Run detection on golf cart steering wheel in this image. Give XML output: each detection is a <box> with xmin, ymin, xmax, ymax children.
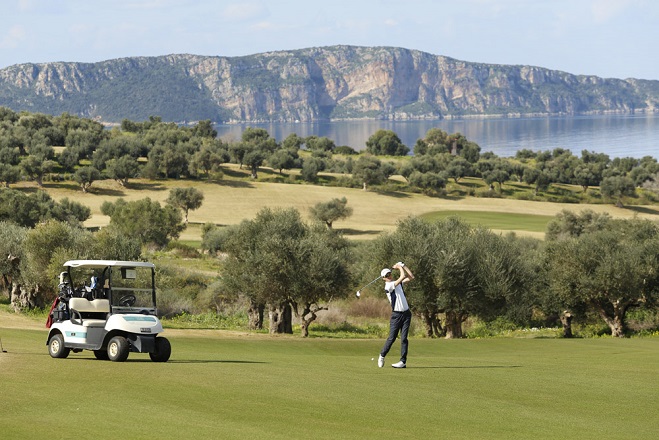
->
<box><xmin>118</xmin><ymin>294</ymin><xmax>136</xmax><ymax>307</ymax></box>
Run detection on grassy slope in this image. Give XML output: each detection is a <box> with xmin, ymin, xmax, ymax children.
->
<box><xmin>26</xmin><ymin>164</ymin><xmax>659</xmax><ymax>241</ymax></box>
<box><xmin>1</xmin><ymin>316</ymin><xmax>658</xmax><ymax>440</ymax></box>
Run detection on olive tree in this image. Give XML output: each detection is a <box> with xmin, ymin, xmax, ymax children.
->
<box><xmin>370</xmin><ymin>217</ymin><xmax>535</xmax><ymax>338</ymax></box>
<box><xmin>0</xmin><ymin>222</ymin><xmax>27</xmax><ymax>301</ymax></box>
<box><xmin>73</xmin><ymin>166</ymin><xmax>101</xmax><ymax>193</ymax></box>
<box><xmin>166</xmin><ymin>187</ymin><xmax>204</xmax><ymax>224</ymax></box>
<box><xmin>352</xmin><ymin>155</ymin><xmax>395</xmax><ymax>190</ymax></box>
<box><xmin>220</xmin><ymin>207</ymin><xmax>352</xmax><ymax>336</ymax></box>
<box><xmin>368</xmin><ymin>216</ymin><xmax>445</xmax><ymax>337</ymax></box>
<box><xmin>105</xmin><ymin>155</ymin><xmax>140</xmax><ymax>186</ymax></box>
<box><xmin>545</xmin><ymin>219</ymin><xmax>659</xmax><ymax>337</ymax></box>
<box><xmin>101</xmin><ymin>198</ymin><xmax>184</xmax><ymax>247</ymax></box>
<box><xmin>600</xmin><ymin>175</ymin><xmax>636</xmax><ymax>207</ymax></box>
<box><xmin>309</xmin><ymin>197</ymin><xmax>353</xmax><ymax>229</ymax></box>
<box><xmin>366</xmin><ymin>129</ymin><xmax>409</xmax><ymax>156</ymax></box>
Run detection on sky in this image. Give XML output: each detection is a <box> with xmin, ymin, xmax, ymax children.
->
<box><xmin>1</xmin><ymin>0</ymin><xmax>658</xmax><ymax>80</ymax></box>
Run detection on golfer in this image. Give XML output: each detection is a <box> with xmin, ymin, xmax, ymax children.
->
<box><xmin>378</xmin><ymin>262</ymin><xmax>414</xmax><ymax>369</ymax></box>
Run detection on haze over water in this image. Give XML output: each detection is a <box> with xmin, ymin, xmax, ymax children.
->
<box><xmin>215</xmin><ymin>113</ymin><xmax>659</xmax><ymax>159</ymax></box>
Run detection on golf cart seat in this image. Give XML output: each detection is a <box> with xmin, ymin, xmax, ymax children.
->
<box><xmin>68</xmin><ymin>298</ymin><xmax>110</xmax><ymax>327</ymax></box>
<box><xmin>69</xmin><ymin>298</ymin><xmax>110</xmax><ymax>314</ymax></box>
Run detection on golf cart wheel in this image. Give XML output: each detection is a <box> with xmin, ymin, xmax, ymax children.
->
<box><xmin>48</xmin><ymin>333</ymin><xmax>70</xmax><ymax>359</ymax></box>
<box><xmin>93</xmin><ymin>349</ymin><xmax>109</xmax><ymax>361</ymax></box>
<box><xmin>107</xmin><ymin>336</ymin><xmax>130</xmax><ymax>362</ymax></box>
<box><xmin>149</xmin><ymin>337</ymin><xmax>171</xmax><ymax>363</ymax></box>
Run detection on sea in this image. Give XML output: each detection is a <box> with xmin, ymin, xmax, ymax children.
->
<box><xmin>214</xmin><ymin>113</ymin><xmax>659</xmax><ymax>159</ymax></box>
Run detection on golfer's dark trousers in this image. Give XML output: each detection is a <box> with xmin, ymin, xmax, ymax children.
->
<box><xmin>380</xmin><ymin>309</ymin><xmax>412</xmax><ymax>363</ymax></box>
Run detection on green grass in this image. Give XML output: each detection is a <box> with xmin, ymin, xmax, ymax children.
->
<box><xmin>421</xmin><ymin>210</ymin><xmax>555</xmax><ymax>233</ymax></box>
<box><xmin>2</xmin><ymin>326</ymin><xmax>659</xmax><ymax>439</ymax></box>
<box><xmin>27</xmin><ymin>164</ymin><xmax>659</xmax><ymax>242</ymax></box>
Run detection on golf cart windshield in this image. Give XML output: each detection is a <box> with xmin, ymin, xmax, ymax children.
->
<box><xmin>63</xmin><ymin>260</ymin><xmax>157</xmax><ymax>315</ymax></box>
<box><xmin>109</xmin><ymin>265</ymin><xmax>156</xmax><ymax>314</ymax></box>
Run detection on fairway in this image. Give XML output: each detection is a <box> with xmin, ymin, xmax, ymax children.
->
<box><xmin>421</xmin><ymin>210</ymin><xmax>555</xmax><ymax>233</ymax></box>
<box><xmin>1</xmin><ymin>319</ymin><xmax>658</xmax><ymax>439</ymax></box>
<box><xmin>29</xmin><ymin>170</ymin><xmax>659</xmax><ymax>241</ymax></box>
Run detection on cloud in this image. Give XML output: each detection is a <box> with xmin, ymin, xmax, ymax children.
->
<box><xmin>17</xmin><ymin>0</ymin><xmax>35</xmax><ymax>11</ymax></box>
<box><xmin>590</xmin><ymin>0</ymin><xmax>636</xmax><ymax>23</ymax></box>
<box><xmin>0</xmin><ymin>25</ymin><xmax>26</xmax><ymax>49</ymax></box>
<box><xmin>384</xmin><ymin>18</ymin><xmax>398</xmax><ymax>27</ymax></box>
<box><xmin>222</xmin><ymin>2</ymin><xmax>269</xmax><ymax>22</ymax></box>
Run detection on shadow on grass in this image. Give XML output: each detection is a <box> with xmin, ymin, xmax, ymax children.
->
<box><xmin>337</xmin><ymin>228</ymin><xmax>382</xmax><ymax>237</ymax></box>
<box><xmin>128</xmin><ymin>181</ymin><xmax>168</xmax><ymax>191</ymax></box>
<box><xmin>207</xmin><ymin>179</ymin><xmax>255</xmax><ymax>188</ymax></box>
<box><xmin>43</xmin><ymin>182</ymin><xmax>80</xmax><ymax>192</ymax></box>
<box><xmin>626</xmin><ymin>205</ymin><xmax>659</xmax><ymax>216</ymax></box>
<box><xmin>372</xmin><ymin>189</ymin><xmax>412</xmax><ymax>199</ymax></box>
<box><xmin>409</xmin><ymin>365</ymin><xmax>522</xmax><ymax>369</ymax></box>
<box><xmin>167</xmin><ymin>359</ymin><xmax>267</xmax><ymax>364</ymax></box>
<box><xmin>89</xmin><ymin>187</ymin><xmax>126</xmax><ymax>197</ymax></box>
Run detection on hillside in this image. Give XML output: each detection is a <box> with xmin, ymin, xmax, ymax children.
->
<box><xmin>1</xmin><ymin>46</ymin><xmax>658</xmax><ymax>123</ymax></box>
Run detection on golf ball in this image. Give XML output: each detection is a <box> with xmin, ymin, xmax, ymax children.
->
<box><xmin>371</xmin><ymin>357</ymin><xmax>374</xmax><ymax>361</ymax></box>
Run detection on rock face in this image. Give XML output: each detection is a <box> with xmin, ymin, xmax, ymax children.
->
<box><xmin>0</xmin><ymin>46</ymin><xmax>657</xmax><ymax>123</ymax></box>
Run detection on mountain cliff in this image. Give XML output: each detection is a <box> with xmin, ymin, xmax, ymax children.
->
<box><xmin>0</xmin><ymin>45</ymin><xmax>657</xmax><ymax>123</ymax></box>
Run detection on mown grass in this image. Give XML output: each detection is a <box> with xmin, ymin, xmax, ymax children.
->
<box><xmin>420</xmin><ymin>210</ymin><xmax>555</xmax><ymax>233</ymax></box>
<box><xmin>26</xmin><ymin>163</ymin><xmax>658</xmax><ymax>242</ymax></box>
<box><xmin>1</xmin><ymin>326</ymin><xmax>658</xmax><ymax>440</ymax></box>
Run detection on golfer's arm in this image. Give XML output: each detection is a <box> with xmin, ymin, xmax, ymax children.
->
<box><xmin>394</xmin><ymin>270</ymin><xmax>407</xmax><ymax>286</ymax></box>
<box><xmin>402</xmin><ymin>266</ymin><xmax>414</xmax><ymax>281</ymax></box>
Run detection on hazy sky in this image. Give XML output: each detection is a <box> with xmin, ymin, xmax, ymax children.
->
<box><xmin>1</xmin><ymin>0</ymin><xmax>658</xmax><ymax>80</ymax></box>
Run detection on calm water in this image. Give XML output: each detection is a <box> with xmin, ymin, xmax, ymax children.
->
<box><xmin>215</xmin><ymin>113</ymin><xmax>659</xmax><ymax>159</ymax></box>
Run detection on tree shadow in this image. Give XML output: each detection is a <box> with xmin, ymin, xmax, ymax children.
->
<box><xmin>206</xmin><ymin>179</ymin><xmax>255</xmax><ymax>188</ymax></box>
<box><xmin>221</xmin><ymin>167</ymin><xmax>250</xmax><ymax>179</ymax></box>
<box><xmin>90</xmin><ymin>187</ymin><xmax>126</xmax><ymax>197</ymax></box>
<box><xmin>372</xmin><ymin>189</ymin><xmax>412</xmax><ymax>199</ymax></box>
<box><xmin>337</xmin><ymin>228</ymin><xmax>382</xmax><ymax>237</ymax></box>
<box><xmin>128</xmin><ymin>181</ymin><xmax>168</xmax><ymax>191</ymax></box>
<box><xmin>455</xmin><ymin>181</ymin><xmax>480</xmax><ymax>188</ymax></box>
<box><xmin>43</xmin><ymin>182</ymin><xmax>80</xmax><ymax>192</ymax></box>
<box><xmin>409</xmin><ymin>365</ymin><xmax>522</xmax><ymax>369</ymax></box>
<box><xmin>626</xmin><ymin>205</ymin><xmax>659</xmax><ymax>216</ymax></box>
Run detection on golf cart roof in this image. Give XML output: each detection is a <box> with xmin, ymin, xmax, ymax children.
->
<box><xmin>63</xmin><ymin>260</ymin><xmax>155</xmax><ymax>269</ymax></box>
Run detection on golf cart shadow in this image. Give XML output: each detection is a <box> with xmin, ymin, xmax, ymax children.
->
<box><xmin>63</xmin><ymin>357</ymin><xmax>267</xmax><ymax>364</ymax></box>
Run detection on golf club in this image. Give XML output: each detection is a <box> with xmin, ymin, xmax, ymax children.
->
<box><xmin>0</xmin><ymin>338</ymin><xmax>6</xmax><ymax>353</ymax></box>
<box><xmin>355</xmin><ymin>274</ymin><xmax>385</xmax><ymax>298</ymax></box>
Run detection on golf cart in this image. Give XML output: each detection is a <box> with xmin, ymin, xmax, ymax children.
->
<box><xmin>46</xmin><ymin>260</ymin><xmax>171</xmax><ymax>362</ymax></box>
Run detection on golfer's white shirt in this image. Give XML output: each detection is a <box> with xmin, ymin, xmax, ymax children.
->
<box><xmin>384</xmin><ymin>281</ymin><xmax>409</xmax><ymax>312</ymax></box>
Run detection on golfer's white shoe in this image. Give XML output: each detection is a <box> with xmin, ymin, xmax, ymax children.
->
<box><xmin>378</xmin><ymin>355</ymin><xmax>385</xmax><ymax>368</ymax></box>
<box><xmin>392</xmin><ymin>361</ymin><xmax>406</xmax><ymax>368</ymax></box>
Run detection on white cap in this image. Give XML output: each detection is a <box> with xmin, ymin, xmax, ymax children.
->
<box><xmin>381</xmin><ymin>268</ymin><xmax>392</xmax><ymax>277</ymax></box>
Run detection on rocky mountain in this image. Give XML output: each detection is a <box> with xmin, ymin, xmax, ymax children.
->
<box><xmin>0</xmin><ymin>45</ymin><xmax>657</xmax><ymax>124</ymax></box>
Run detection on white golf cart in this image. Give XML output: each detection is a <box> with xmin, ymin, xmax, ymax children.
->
<box><xmin>46</xmin><ymin>260</ymin><xmax>171</xmax><ymax>362</ymax></box>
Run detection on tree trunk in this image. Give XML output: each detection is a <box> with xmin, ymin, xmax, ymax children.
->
<box><xmin>10</xmin><ymin>283</ymin><xmax>45</xmax><ymax>311</ymax></box>
<box><xmin>444</xmin><ymin>310</ymin><xmax>467</xmax><ymax>339</ymax></box>
<box><xmin>298</xmin><ymin>302</ymin><xmax>328</xmax><ymax>338</ymax></box>
<box><xmin>421</xmin><ymin>310</ymin><xmax>443</xmax><ymax>338</ymax></box>
<box><xmin>598</xmin><ymin>302</ymin><xmax>628</xmax><ymax>338</ymax></box>
<box><xmin>247</xmin><ymin>302</ymin><xmax>264</xmax><ymax>330</ymax></box>
<box><xmin>560</xmin><ymin>310</ymin><xmax>573</xmax><ymax>338</ymax></box>
<box><xmin>268</xmin><ymin>302</ymin><xmax>292</xmax><ymax>334</ymax></box>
